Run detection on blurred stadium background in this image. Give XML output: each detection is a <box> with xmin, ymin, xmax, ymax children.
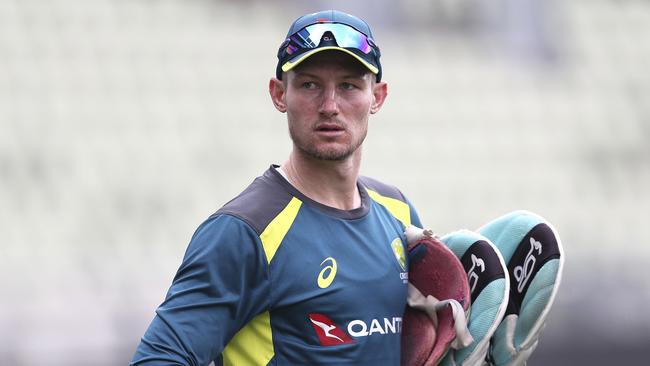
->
<box><xmin>1</xmin><ymin>0</ymin><xmax>649</xmax><ymax>364</ymax></box>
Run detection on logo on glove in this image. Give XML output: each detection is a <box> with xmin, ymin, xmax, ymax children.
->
<box><xmin>514</xmin><ymin>237</ymin><xmax>542</xmax><ymax>293</ymax></box>
<box><xmin>467</xmin><ymin>253</ymin><xmax>486</xmax><ymax>295</ymax></box>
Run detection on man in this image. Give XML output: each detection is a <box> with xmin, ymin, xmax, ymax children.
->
<box><xmin>131</xmin><ymin>9</ymin><xmax>422</xmax><ymax>366</ymax></box>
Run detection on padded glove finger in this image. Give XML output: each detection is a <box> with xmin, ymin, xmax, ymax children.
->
<box><xmin>478</xmin><ymin>211</ymin><xmax>565</xmax><ymax>366</ymax></box>
<box><xmin>439</xmin><ymin>230</ymin><xmax>509</xmax><ymax>366</ymax></box>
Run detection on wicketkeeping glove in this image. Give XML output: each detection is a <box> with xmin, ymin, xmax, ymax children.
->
<box><xmin>401</xmin><ymin>226</ymin><xmax>474</xmax><ymax>366</ymax></box>
<box><xmin>439</xmin><ymin>230</ymin><xmax>510</xmax><ymax>366</ymax></box>
<box><xmin>478</xmin><ymin>211</ymin><xmax>564</xmax><ymax>366</ymax></box>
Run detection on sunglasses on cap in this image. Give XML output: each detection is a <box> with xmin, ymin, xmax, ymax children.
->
<box><xmin>276</xmin><ymin>22</ymin><xmax>382</xmax><ymax>80</ymax></box>
<box><xmin>280</xmin><ymin>23</ymin><xmax>379</xmax><ymax>56</ymax></box>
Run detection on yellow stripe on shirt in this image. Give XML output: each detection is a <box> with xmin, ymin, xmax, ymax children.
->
<box><xmin>223</xmin><ymin>196</ymin><xmax>302</xmax><ymax>365</ymax></box>
<box><xmin>223</xmin><ymin>311</ymin><xmax>273</xmax><ymax>366</ymax></box>
<box><xmin>367</xmin><ymin>189</ymin><xmax>411</xmax><ymax>228</ymax></box>
<box><xmin>259</xmin><ymin>196</ymin><xmax>302</xmax><ymax>264</ymax></box>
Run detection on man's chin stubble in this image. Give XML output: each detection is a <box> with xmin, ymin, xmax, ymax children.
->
<box><xmin>296</xmin><ymin>144</ymin><xmax>354</xmax><ymax>161</ymax></box>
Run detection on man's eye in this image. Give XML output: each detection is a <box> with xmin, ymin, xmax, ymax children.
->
<box><xmin>341</xmin><ymin>82</ymin><xmax>357</xmax><ymax>90</ymax></box>
<box><xmin>302</xmin><ymin>82</ymin><xmax>317</xmax><ymax>89</ymax></box>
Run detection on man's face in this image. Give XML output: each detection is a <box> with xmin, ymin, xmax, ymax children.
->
<box><xmin>272</xmin><ymin>51</ymin><xmax>386</xmax><ymax>161</ymax></box>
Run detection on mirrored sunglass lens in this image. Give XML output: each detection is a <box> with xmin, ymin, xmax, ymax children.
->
<box><xmin>288</xmin><ymin>23</ymin><xmax>372</xmax><ymax>55</ymax></box>
<box><xmin>333</xmin><ymin>28</ymin><xmax>371</xmax><ymax>53</ymax></box>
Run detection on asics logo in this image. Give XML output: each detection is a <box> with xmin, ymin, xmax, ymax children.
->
<box><xmin>514</xmin><ymin>237</ymin><xmax>542</xmax><ymax>293</ymax></box>
<box><xmin>318</xmin><ymin>257</ymin><xmax>337</xmax><ymax>289</ymax></box>
<box><xmin>467</xmin><ymin>253</ymin><xmax>486</xmax><ymax>294</ymax></box>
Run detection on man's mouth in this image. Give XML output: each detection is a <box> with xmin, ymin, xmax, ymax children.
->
<box><xmin>316</xmin><ymin>123</ymin><xmax>345</xmax><ymax>132</ymax></box>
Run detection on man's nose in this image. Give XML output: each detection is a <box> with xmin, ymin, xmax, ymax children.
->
<box><xmin>318</xmin><ymin>87</ymin><xmax>339</xmax><ymax>117</ymax></box>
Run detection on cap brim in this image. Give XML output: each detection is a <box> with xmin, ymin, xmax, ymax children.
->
<box><xmin>281</xmin><ymin>46</ymin><xmax>379</xmax><ymax>75</ymax></box>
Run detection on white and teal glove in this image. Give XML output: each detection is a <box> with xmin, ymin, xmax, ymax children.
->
<box><xmin>478</xmin><ymin>211</ymin><xmax>565</xmax><ymax>366</ymax></box>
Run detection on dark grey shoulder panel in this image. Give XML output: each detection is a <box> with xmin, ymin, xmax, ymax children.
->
<box><xmin>358</xmin><ymin>176</ymin><xmax>406</xmax><ymax>202</ymax></box>
<box><xmin>214</xmin><ymin>168</ymin><xmax>295</xmax><ymax>235</ymax></box>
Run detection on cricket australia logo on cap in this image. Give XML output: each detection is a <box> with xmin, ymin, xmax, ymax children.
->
<box><xmin>390</xmin><ymin>238</ymin><xmax>408</xmax><ymax>283</ymax></box>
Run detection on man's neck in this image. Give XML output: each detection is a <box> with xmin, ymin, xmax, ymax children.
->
<box><xmin>280</xmin><ymin>149</ymin><xmax>362</xmax><ymax>211</ymax></box>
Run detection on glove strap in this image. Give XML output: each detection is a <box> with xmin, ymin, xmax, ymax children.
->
<box><xmin>407</xmin><ymin>284</ymin><xmax>474</xmax><ymax>349</ymax></box>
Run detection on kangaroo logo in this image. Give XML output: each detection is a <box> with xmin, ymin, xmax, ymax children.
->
<box><xmin>513</xmin><ymin>237</ymin><xmax>543</xmax><ymax>293</ymax></box>
<box><xmin>308</xmin><ymin>313</ymin><xmax>354</xmax><ymax>346</ymax></box>
<box><xmin>310</xmin><ymin>317</ymin><xmax>344</xmax><ymax>343</ymax></box>
<box><xmin>467</xmin><ymin>253</ymin><xmax>486</xmax><ymax>294</ymax></box>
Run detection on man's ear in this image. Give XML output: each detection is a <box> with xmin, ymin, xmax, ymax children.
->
<box><xmin>370</xmin><ymin>81</ymin><xmax>388</xmax><ymax>114</ymax></box>
<box><xmin>269</xmin><ymin>77</ymin><xmax>287</xmax><ymax>113</ymax></box>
